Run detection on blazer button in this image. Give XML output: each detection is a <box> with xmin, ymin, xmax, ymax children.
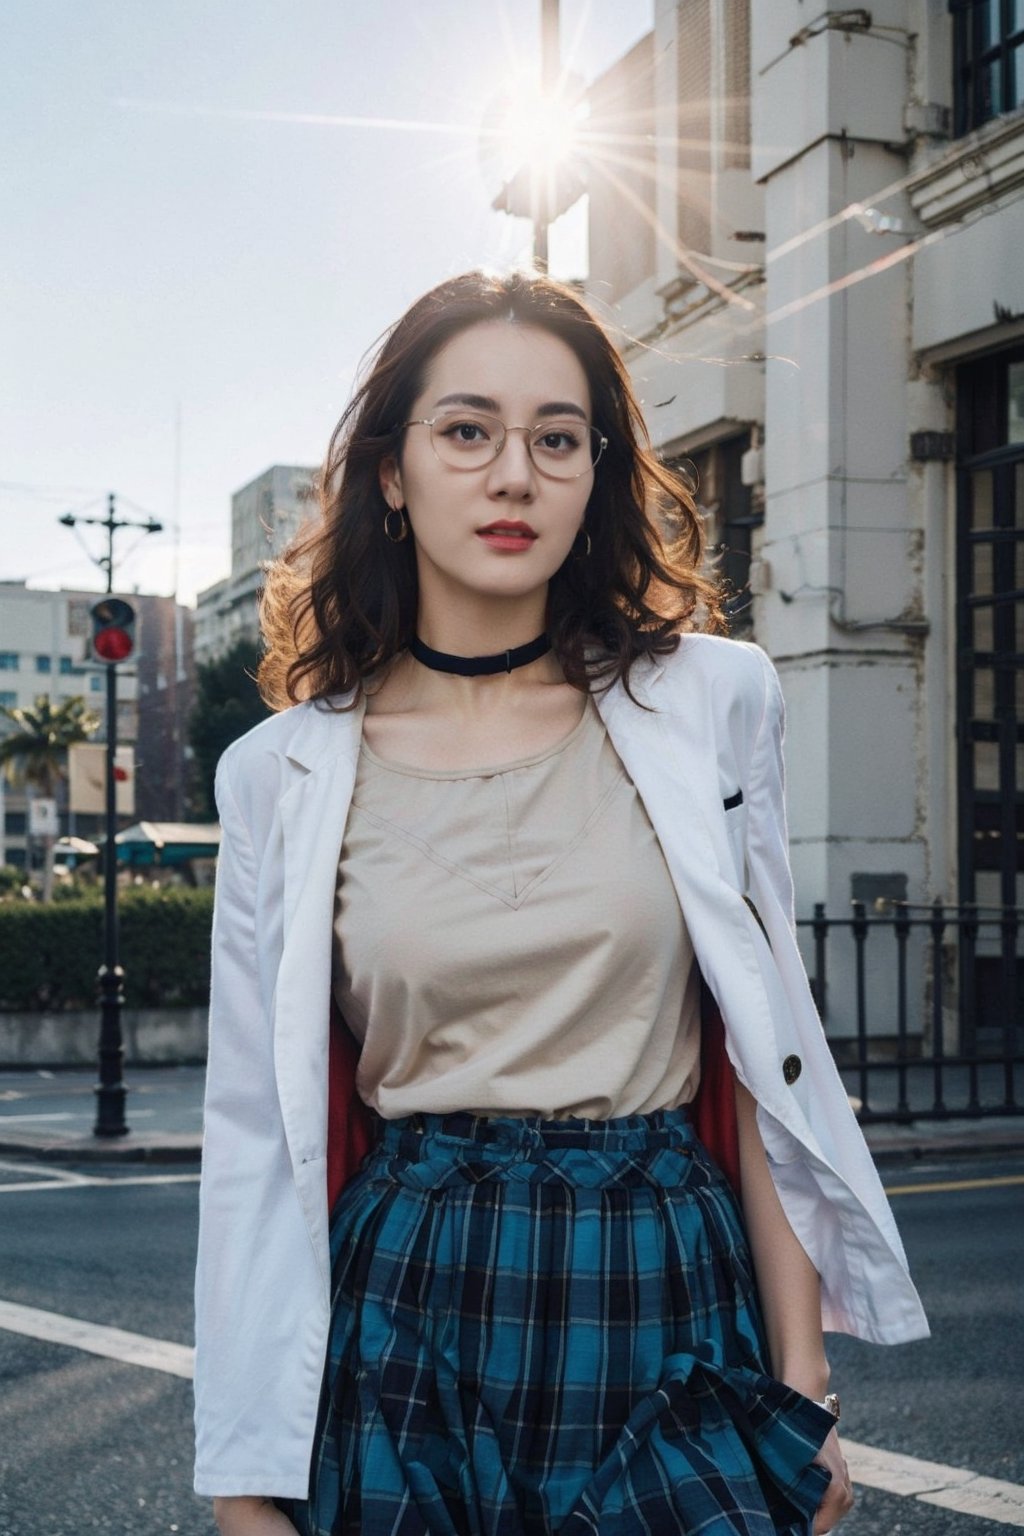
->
<box><xmin>782</xmin><ymin>1054</ymin><xmax>802</xmax><ymax>1085</ymax></box>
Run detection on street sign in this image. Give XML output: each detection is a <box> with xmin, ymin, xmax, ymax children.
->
<box><xmin>28</xmin><ymin>798</ymin><xmax>58</xmax><ymax>836</ymax></box>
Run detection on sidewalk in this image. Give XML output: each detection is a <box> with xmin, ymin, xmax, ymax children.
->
<box><xmin>1</xmin><ymin>1065</ymin><xmax>1023</xmax><ymax>1166</ymax></box>
<box><xmin>0</xmin><ymin>1066</ymin><xmax>204</xmax><ymax>1163</ymax></box>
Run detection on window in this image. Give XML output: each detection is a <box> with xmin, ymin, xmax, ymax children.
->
<box><xmin>90</xmin><ymin>674</ymin><xmax>103</xmax><ymax>692</ymax></box>
<box><xmin>59</xmin><ymin>656</ymin><xmax>74</xmax><ymax>675</ymax></box>
<box><xmin>35</xmin><ymin>655</ymin><xmax>52</xmax><ymax>674</ymax></box>
<box><xmin>0</xmin><ymin>690</ymin><xmax>17</xmax><ymax>709</ymax></box>
<box><xmin>955</xmin><ymin>346</ymin><xmax>1024</xmax><ymax>1041</ymax></box>
<box><xmin>677</xmin><ymin>0</ymin><xmax>712</xmax><ymax>259</ymax></box>
<box><xmin>0</xmin><ymin>653</ymin><xmax>18</xmax><ymax>671</ymax></box>
<box><xmin>951</xmin><ymin>0</ymin><xmax>1024</xmax><ymax>135</ymax></box>
<box><xmin>670</xmin><ymin>434</ymin><xmax>761</xmax><ymax>632</ymax></box>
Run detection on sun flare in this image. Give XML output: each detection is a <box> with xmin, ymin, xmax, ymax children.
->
<box><xmin>487</xmin><ymin>73</ymin><xmax>588</xmax><ymax>183</ymax></box>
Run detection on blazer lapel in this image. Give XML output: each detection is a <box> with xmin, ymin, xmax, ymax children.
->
<box><xmin>597</xmin><ymin>669</ymin><xmax>790</xmax><ymax>1119</ymax></box>
<box><xmin>278</xmin><ymin>696</ymin><xmax>365</xmax><ymax>936</ymax></box>
<box><xmin>594</xmin><ymin>661</ymin><xmax>726</xmax><ymax>905</ymax></box>
<box><xmin>273</xmin><ymin>698</ymin><xmax>365</xmax><ymax>1287</ymax></box>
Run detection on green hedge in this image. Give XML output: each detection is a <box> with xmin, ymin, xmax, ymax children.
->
<box><xmin>0</xmin><ymin>887</ymin><xmax>214</xmax><ymax>1011</ymax></box>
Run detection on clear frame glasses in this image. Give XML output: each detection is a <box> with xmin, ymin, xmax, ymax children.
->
<box><xmin>404</xmin><ymin>410</ymin><xmax>608</xmax><ymax>481</ymax></box>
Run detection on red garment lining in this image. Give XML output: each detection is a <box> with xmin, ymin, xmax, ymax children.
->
<box><xmin>326</xmin><ymin>985</ymin><xmax>740</xmax><ymax>1214</ymax></box>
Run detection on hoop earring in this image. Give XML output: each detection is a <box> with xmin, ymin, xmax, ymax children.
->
<box><xmin>573</xmin><ymin>525</ymin><xmax>592</xmax><ymax>559</ymax></box>
<box><xmin>383</xmin><ymin>506</ymin><xmax>410</xmax><ymax>543</ymax></box>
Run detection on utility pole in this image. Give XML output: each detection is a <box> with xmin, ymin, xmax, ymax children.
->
<box><xmin>59</xmin><ymin>494</ymin><xmax>161</xmax><ymax>1136</ymax></box>
<box><xmin>491</xmin><ymin>0</ymin><xmax>579</xmax><ymax>271</ymax></box>
<box><xmin>533</xmin><ymin>0</ymin><xmax>561</xmax><ymax>272</ymax></box>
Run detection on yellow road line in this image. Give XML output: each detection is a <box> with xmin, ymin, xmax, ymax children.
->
<box><xmin>885</xmin><ymin>1173</ymin><xmax>1024</xmax><ymax>1196</ymax></box>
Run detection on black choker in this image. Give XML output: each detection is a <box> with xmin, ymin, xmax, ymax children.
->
<box><xmin>410</xmin><ymin>632</ymin><xmax>551</xmax><ymax>677</ymax></box>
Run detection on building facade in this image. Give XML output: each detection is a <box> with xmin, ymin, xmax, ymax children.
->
<box><xmin>0</xmin><ymin>582</ymin><xmax>194</xmax><ymax>866</ymax></box>
<box><xmin>193</xmin><ymin>465</ymin><xmax>317</xmax><ymax>666</ymax></box>
<box><xmin>132</xmin><ymin>592</ymin><xmax>196</xmax><ymax>823</ymax></box>
<box><xmin>583</xmin><ymin>0</ymin><xmax>1022</xmax><ymax>1041</ymax></box>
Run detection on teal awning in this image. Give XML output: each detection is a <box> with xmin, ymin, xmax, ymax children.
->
<box><xmin>114</xmin><ymin>821</ymin><xmax>220</xmax><ymax>866</ymax></box>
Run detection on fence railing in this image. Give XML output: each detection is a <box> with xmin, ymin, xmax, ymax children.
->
<box><xmin>796</xmin><ymin>900</ymin><xmax>1023</xmax><ymax>1122</ymax></box>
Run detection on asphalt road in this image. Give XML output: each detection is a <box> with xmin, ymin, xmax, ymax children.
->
<box><xmin>0</xmin><ymin>1151</ymin><xmax>1021</xmax><ymax>1536</ymax></box>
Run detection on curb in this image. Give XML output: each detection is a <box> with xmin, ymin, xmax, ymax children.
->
<box><xmin>0</xmin><ymin>1135</ymin><xmax>202</xmax><ymax>1166</ymax></box>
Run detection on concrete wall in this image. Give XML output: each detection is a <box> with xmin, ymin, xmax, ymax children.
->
<box><xmin>0</xmin><ymin>1007</ymin><xmax>207</xmax><ymax>1068</ymax></box>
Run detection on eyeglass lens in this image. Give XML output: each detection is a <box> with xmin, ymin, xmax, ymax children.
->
<box><xmin>429</xmin><ymin>411</ymin><xmax>602</xmax><ymax>478</ymax></box>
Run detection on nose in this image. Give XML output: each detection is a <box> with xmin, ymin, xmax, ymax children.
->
<box><xmin>485</xmin><ymin>427</ymin><xmax>536</xmax><ymax>500</ymax></box>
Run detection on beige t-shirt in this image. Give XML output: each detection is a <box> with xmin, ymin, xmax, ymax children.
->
<box><xmin>332</xmin><ymin>696</ymin><xmax>701</xmax><ymax>1120</ymax></box>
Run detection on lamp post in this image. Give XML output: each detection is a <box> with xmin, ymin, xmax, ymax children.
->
<box><xmin>490</xmin><ymin>0</ymin><xmax>585</xmax><ymax>271</ymax></box>
<box><xmin>59</xmin><ymin>495</ymin><xmax>161</xmax><ymax>1137</ymax></box>
<box><xmin>533</xmin><ymin>0</ymin><xmax>560</xmax><ymax>271</ymax></box>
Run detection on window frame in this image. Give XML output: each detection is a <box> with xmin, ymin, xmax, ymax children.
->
<box><xmin>951</xmin><ymin>0</ymin><xmax>1024</xmax><ymax>135</ymax></box>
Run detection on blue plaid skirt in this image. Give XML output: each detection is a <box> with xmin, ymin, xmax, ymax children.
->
<box><xmin>278</xmin><ymin>1107</ymin><xmax>833</xmax><ymax>1536</ymax></box>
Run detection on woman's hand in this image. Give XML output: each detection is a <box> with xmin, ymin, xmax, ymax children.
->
<box><xmin>811</xmin><ymin>1427</ymin><xmax>854</xmax><ymax>1534</ymax></box>
<box><xmin>212</xmin><ymin>1495</ymin><xmax>298</xmax><ymax>1534</ymax></box>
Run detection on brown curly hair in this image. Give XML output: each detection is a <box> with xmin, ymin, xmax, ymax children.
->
<box><xmin>258</xmin><ymin>270</ymin><xmax>724</xmax><ymax>711</ymax></box>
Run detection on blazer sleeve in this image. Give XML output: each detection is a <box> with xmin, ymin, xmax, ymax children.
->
<box><xmin>193</xmin><ymin>749</ymin><xmax>322</xmax><ymax>1499</ymax></box>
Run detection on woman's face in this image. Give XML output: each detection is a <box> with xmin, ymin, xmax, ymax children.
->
<box><xmin>381</xmin><ymin>319</ymin><xmax>595</xmax><ymax>611</ymax></box>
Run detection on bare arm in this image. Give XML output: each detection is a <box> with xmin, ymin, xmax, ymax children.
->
<box><xmin>213</xmin><ymin>1496</ymin><xmax>298</xmax><ymax>1534</ymax></box>
<box><xmin>735</xmin><ymin>1076</ymin><xmax>854</xmax><ymax>1533</ymax></box>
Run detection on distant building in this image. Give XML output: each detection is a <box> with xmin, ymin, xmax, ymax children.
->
<box><xmin>582</xmin><ymin>0</ymin><xmax>1024</xmax><ymax>1042</ymax></box>
<box><xmin>194</xmin><ymin>465</ymin><xmax>317</xmax><ymax>666</ymax></box>
<box><xmin>131</xmin><ymin>592</ymin><xmax>196</xmax><ymax>823</ymax></box>
<box><xmin>0</xmin><ymin>582</ymin><xmax>194</xmax><ymax>866</ymax></box>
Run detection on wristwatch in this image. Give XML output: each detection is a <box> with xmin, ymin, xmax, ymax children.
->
<box><xmin>819</xmin><ymin>1392</ymin><xmax>841</xmax><ymax>1421</ymax></box>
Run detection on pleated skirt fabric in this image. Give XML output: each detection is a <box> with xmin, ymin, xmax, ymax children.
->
<box><xmin>278</xmin><ymin>1108</ymin><xmax>833</xmax><ymax>1536</ymax></box>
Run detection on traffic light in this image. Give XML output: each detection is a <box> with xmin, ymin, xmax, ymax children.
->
<box><xmin>91</xmin><ymin>598</ymin><xmax>136</xmax><ymax>663</ymax></box>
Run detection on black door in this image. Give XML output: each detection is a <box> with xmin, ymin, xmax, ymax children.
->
<box><xmin>956</xmin><ymin>347</ymin><xmax>1024</xmax><ymax>1045</ymax></box>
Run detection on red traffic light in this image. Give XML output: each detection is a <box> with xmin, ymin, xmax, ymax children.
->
<box><xmin>91</xmin><ymin>598</ymin><xmax>136</xmax><ymax>663</ymax></box>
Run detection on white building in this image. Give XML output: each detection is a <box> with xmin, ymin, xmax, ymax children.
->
<box><xmin>0</xmin><ymin>582</ymin><xmax>140</xmax><ymax>867</ymax></box>
<box><xmin>194</xmin><ymin>465</ymin><xmax>317</xmax><ymax>666</ymax></box>
<box><xmin>580</xmin><ymin>0</ymin><xmax>1022</xmax><ymax>1044</ymax></box>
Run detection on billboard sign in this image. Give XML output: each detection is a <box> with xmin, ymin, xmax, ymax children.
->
<box><xmin>68</xmin><ymin>744</ymin><xmax>135</xmax><ymax>816</ymax></box>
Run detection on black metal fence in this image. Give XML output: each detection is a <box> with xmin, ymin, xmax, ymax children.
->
<box><xmin>797</xmin><ymin>901</ymin><xmax>1023</xmax><ymax>1122</ymax></box>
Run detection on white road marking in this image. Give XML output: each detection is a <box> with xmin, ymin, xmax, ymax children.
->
<box><xmin>0</xmin><ymin>1301</ymin><xmax>1020</xmax><ymax>1525</ymax></box>
<box><xmin>920</xmin><ymin>1477</ymin><xmax>1024</xmax><ymax>1525</ymax></box>
<box><xmin>0</xmin><ymin>1299</ymin><xmax>194</xmax><ymax>1379</ymax></box>
<box><xmin>0</xmin><ymin>1159</ymin><xmax>91</xmax><ymax>1184</ymax></box>
<box><xmin>0</xmin><ymin>1171</ymin><xmax>199</xmax><ymax>1194</ymax></box>
<box><xmin>845</xmin><ymin>1440</ymin><xmax>1024</xmax><ymax>1527</ymax></box>
<box><xmin>0</xmin><ymin>1108</ymin><xmax>155</xmax><ymax>1123</ymax></box>
<box><xmin>0</xmin><ymin>1112</ymin><xmax>76</xmax><ymax>1123</ymax></box>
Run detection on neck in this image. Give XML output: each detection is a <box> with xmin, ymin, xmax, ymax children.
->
<box><xmin>414</xmin><ymin>585</ymin><xmax>548</xmax><ymax>659</ymax></box>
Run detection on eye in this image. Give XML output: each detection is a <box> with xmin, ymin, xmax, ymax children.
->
<box><xmin>437</xmin><ymin>415</ymin><xmax>495</xmax><ymax>446</ymax></box>
<box><xmin>533</xmin><ymin>423</ymin><xmax>584</xmax><ymax>455</ymax></box>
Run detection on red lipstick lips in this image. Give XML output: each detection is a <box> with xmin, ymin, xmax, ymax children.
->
<box><xmin>476</xmin><ymin>519</ymin><xmax>538</xmax><ymax>553</ymax></box>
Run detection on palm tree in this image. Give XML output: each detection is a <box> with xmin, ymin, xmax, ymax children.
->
<box><xmin>0</xmin><ymin>695</ymin><xmax>101</xmax><ymax>900</ymax></box>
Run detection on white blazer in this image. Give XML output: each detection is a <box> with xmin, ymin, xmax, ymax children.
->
<box><xmin>193</xmin><ymin>632</ymin><xmax>929</xmax><ymax>1499</ymax></box>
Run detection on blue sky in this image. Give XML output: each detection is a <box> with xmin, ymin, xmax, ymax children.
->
<box><xmin>1</xmin><ymin>1</ymin><xmax>652</xmax><ymax>604</ymax></box>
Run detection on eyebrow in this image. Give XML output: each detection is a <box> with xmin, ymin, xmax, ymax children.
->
<box><xmin>433</xmin><ymin>392</ymin><xmax>588</xmax><ymax>421</ymax></box>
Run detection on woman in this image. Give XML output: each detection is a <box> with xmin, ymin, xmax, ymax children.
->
<box><xmin>195</xmin><ymin>271</ymin><xmax>928</xmax><ymax>1536</ymax></box>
